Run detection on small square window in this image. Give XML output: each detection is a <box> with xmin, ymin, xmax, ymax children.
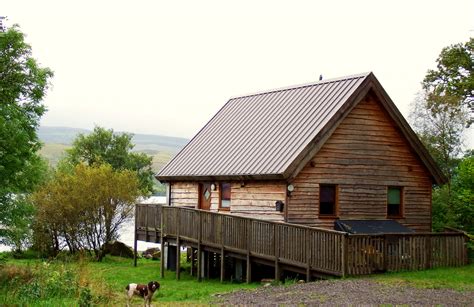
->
<box><xmin>220</xmin><ymin>183</ymin><xmax>231</xmax><ymax>209</ymax></box>
<box><xmin>319</xmin><ymin>184</ymin><xmax>337</xmax><ymax>217</ymax></box>
<box><xmin>387</xmin><ymin>187</ymin><xmax>403</xmax><ymax>218</ymax></box>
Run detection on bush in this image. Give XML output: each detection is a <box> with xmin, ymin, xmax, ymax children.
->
<box><xmin>0</xmin><ymin>262</ymin><xmax>79</xmax><ymax>304</ymax></box>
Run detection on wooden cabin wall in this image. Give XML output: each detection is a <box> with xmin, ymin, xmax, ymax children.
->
<box><xmin>287</xmin><ymin>95</ymin><xmax>433</xmax><ymax>232</ymax></box>
<box><xmin>170</xmin><ymin>181</ymin><xmax>286</xmax><ymax>222</ymax></box>
<box><xmin>230</xmin><ymin>182</ymin><xmax>286</xmax><ymax>222</ymax></box>
<box><xmin>170</xmin><ymin>182</ymin><xmax>199</xmax><ymax>208</ymax></box>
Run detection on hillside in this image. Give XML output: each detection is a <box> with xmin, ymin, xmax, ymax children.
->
<box><xmin>38</xmin><ymin>126</ymin><xmax>188</xmax><ymax>173</ymax></box>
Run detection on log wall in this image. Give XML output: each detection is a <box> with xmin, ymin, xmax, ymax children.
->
<box><xmin>170</xmin><ymin>182</ymin><xmax>199</xmax><ymax>208</ymax></box>
<box><xmin>230</xmin><ymin>182</ymin><xmax>286</xmax><ymax>222</ymax></box>
<box><xmin>288</xmin><ymin>95</ymin><xmax>433</xmax><ymax>232</ymax></box>
<box><xmin>170</xmin><ymin>181</ymin><xmax>286</xmax><ymax>221</ymax></box>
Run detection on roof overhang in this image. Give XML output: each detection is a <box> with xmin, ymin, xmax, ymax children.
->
<box><xmin>156</xmin><ymin>173</ymin><xmax>286</xmax><ymax>183</ymax></box>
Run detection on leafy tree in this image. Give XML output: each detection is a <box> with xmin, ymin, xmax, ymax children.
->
<box><xmin>32</xmin><ymin>164</ymin><xmax>143</xmax><ymax>259</ymax></box>
<box><xmin>65</xmin><ymin>126</ymin><xmax>154</xmax><ymax>194</ymax></box>
<box><xmin>451</xmin><ymin>155</ymin><xmax>474</xmax><ymax>233</ymax></box>
<box><xmin>423</xmin><ymin>38</ymin><xmax>473</xmax><ymax>125</ymax></box>
<box><xmin>410</xmin><ymin>93</ymin><xmax>468</xmax><ymax>180</ymax></box>
<box><xmin>0</xmin><ymin>24</ymin><xmax>53</xmax><ymax>246</ymax></box>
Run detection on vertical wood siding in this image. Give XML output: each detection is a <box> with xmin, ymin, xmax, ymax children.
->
<box><xmin>288</xmin><ymin>95</ymin><xmax>433</xmax><ymax>232</ymax></box>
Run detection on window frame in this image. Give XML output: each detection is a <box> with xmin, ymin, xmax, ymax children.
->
<box><xmin>387</xmin><ymin>186</ymin><xmax>404</xmax><ymax>218</ymax></box>
<box><xmin>219</xmin><ymin>182</ymin><xmax>231</xmax><ymax>211</ymax></box>
<box><xmin>318</xmin><ymin>184</ymin><xmax>338</xmax><ymax>218</ymax></box>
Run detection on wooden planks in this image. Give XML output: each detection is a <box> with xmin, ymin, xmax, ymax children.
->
<box><xmin>135</xmin><ymin>204</ymin><xmax>468</xmax><ymax>279</ymax></box>
<box><xmin>171</xmin><ymin>182</ymin><xmax>199</xmax><ymax>208</ymax></box>
<box><xmin>230</xmin><ymin>182</ymin><xmax>286</xmax><ymax>222</ymax></box>
<box><xmin>288</xmin><ymin>96</ymin><xmax>433</xmax><ymax>232</ymax></box>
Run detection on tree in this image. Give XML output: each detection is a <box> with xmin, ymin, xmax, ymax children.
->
<box><xmin>409</xmin><ymin>93</ymin><xmax>468</xmax><ymax>180</ymax></box>
<box><xmin>32</xmin><ymin>164</ymin><xmax>143</xmax><ymax>259</ymax></box>
<box><xmin>0</xmin><ymin>24</ymin><xmax>53</xmax><ymax>244</ymax></box>
<box><xmin>423</xmin><ymin>38</ymin><xmax>473</xmax><ymax>125</ymax></box>
<box><xmin>65</xmin><ymin>126</ymin><xmax>154</xmax><ymax>195</ymax></box>
<box><xmin>451</xmin><ymin>154</ymin><xmax>474</xmax><ymax>233</ymax></box>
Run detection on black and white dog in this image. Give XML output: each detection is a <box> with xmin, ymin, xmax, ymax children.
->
<box><xmin>125</xmin><ymin>281</ymin><xmax>160</xmax><ymax>307</ymax></box>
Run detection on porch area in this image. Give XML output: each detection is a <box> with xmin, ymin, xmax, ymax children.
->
<box><xmin>134</xmin><ymin>204</ymin><xmax>469</xmax><ymax>282</ymax></box>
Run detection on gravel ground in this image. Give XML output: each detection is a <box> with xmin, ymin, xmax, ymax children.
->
<box><xmin>214</xmin><ymin>279</ymin><xmax>474</xmax><ymax>306</ymax></box>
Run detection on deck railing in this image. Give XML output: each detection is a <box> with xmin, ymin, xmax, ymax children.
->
<box><xmin>135</xmin><ymin>204</ymin><xmax>469</xmax><ymax>277</ymax></box>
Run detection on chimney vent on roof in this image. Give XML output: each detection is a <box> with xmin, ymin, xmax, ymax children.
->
<box><xmin>319</xmin><ymin>74</ymin><xmax>323</xmax><ymax>81</ymax></box>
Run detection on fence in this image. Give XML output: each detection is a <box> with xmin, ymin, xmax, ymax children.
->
<box><xmin>135</xmin><ymin>204</ymin><xmax>468</xmax><ymax>278</ymax></box>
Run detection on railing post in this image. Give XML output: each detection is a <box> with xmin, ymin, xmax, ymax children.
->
<box><xmin>197</xmin><ymin>210</ymin><xmax>202</xmax><ymax>282</ymax></box>
<box><xmin>145</xmin><ymin>204</ymin><xmax>149</xmax><ymax>241</ymax></box>
<box><xmin>220</xmin><ymin>215</ymin><xmax>225</xmax><ymax>282</ymax></box>
<box><xmin>160</xmin><ymin>205</ymin><xmax>165</xmax><ymax>279</ymax></box>
<box><xmin>382</xmin><ymin>234</ymin><xmax>388</xmax><ymax>272</ymax></box>
<box><xmin>246</xmin><ymin>219</ymin><xmax>252</xmax><ymax>283</ymax></box>
<box><xmin>274</xmin><ymin>224</ymin><xmax>280</xmax><ymax>282</ymax></box>
<box><xmin>426</xmin><ymin>235</ymin><xmax>432</xmax><ymax>269</ymax></box>
<box><xmin>342</xmin><ymin>233</ymin><xmax>348</xmax><ymax>277</ymax></box>
<box><xmin>306</xmin><ymin>229</ymin><xmax>311</xmax><ymax>282</ymax></box>
<box><xmin>133</xmin><ymin>204</ymin><xmax>138</xmax><ymax>267</ymax></box>
<box><xmin>176</xmin><ymin>208</ymin><xmax>181</xmax><ymax>280</ymax></box>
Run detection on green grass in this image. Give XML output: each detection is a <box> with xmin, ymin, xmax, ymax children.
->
<box><xmin>370</xmin><ymin>263</ymin><xmax>474</xmax><ymax>291</ymax></box>
<box><xmin>3</xmin><ymin>255</ymin><xmax>472</xmax><ymax>305</ymax></box>
<box><xmin>2</xmin><ymin>255</ymin><xmax>258</xmax><ymax>306</ymax></box>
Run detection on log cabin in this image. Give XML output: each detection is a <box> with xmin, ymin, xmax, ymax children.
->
<box><xmin>156</xmin><ymin>72</ymin><xmax>446</xmax><ymax>233</ymax></box>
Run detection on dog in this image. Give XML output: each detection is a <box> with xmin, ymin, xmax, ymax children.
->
<box><xmin>125</xmin><ymin>281</ymin><xmax>160</xmax><ymax>307</ymax></box>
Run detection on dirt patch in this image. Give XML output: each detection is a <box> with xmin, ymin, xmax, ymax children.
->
<box><xmin>214</xmin><ymin>279</ymin><xmax>474</xmax><ymax>306</ymax></box>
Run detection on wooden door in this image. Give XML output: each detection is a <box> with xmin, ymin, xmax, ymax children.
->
<box><xmin>199</xmin><ymin>183</ymin><xmax>212</xmax><ymax>210</ymax></box>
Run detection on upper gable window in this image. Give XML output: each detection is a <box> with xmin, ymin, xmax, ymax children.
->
<box><xmin>387</xmin><ymin>187</ymin><xmax>403</xmax><ymax>218</ymax></box>
<box><xmin>220</xmin><ymin>183</ymin><xmax>231</xmax><ymax>209</ymax></box>
<box><xmin>319</xmin><ymin>184</ymin><xmax>337</xmax><ymax>217</ymax></box>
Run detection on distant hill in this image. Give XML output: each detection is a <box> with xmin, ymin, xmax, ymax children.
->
<box><xmin>37</xmin><ymin>126</ymin><xmax>188</xmax><ymax>173</ymax></box>
<box><xmin>38</xmin><ymin>126</ymin><xmax>188</xmax><ymax>153</ymax></box>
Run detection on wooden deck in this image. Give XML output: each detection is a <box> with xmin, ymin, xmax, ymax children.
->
<box><xmin>134</xmin><ymin>204</ymin><xmax>469</xmax><ymax>281</ymax></box>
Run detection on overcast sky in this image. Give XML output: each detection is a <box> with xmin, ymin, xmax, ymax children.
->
<box><xmin>3</xmin><ymin>0</ymin><xmax>473</xmax><ymax>145</ymax></box>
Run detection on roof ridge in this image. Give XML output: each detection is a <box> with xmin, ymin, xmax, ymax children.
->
<box><xmin>229</xmin><ymin>72</ymin><xmax>372</xmax><ymax>100</ymax></box>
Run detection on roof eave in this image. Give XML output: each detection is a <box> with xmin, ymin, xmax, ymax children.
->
<box><xmin>156</xmin><ymin>173</ymin><xmax>286</xmax><ymax>183</ymax></box>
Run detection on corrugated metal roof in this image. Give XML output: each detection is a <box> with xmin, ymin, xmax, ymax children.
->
<box><xmin>157</xmin><ymin>73</ymin><xmax>371</xmax><ymax>180</ymax></box>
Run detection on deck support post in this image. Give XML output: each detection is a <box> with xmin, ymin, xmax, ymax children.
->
<box><xmin>133</xmin><ymin>204</ymin><xmax>138</xmax><ymax>267</ymax></box>
<box><xmin>191</xmin><ymin>247</ymin><xmax>195</xmax><ymax>277</ymax></box>
<box><xmin>220</xmin><ymin>249</ymin><xmax>225</xmax><ymax>282</ymax></box>
<box><xmin>160</xmin><ymin>206</ymin><xmax>165</xmax><ymax>279</ymax></box>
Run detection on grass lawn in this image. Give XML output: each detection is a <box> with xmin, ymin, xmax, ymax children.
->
<box><xmin>2</xmin><ymin>254</ymin><xmax>472</xmax><ymax>306</ymax></box>
<box><xmin>1</xmin><ymin>255</ymin><xmax>258</xmax><ymax>306</ymax></box>
<box><xmin>370</xmin><ymin>263</ymin><xmax>474</xmax><ymax>291</ymax></box>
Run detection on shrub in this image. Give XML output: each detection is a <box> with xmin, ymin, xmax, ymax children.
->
<box><xmin>0</xmin><ymin>262</ymin><xmax>80</xmax><ymax>304</ymax></box>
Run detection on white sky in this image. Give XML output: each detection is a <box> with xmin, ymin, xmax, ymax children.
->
<box><xmin>3</xmin><ymin>0</ymin><xmax>474</xmax><ymax>145</ymax></box>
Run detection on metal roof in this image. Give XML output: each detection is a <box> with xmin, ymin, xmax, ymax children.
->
<box><xmin>156</xmin><ymin>72</ymin><xmax>447</xmax><ymax>184</ymax></box>
<box><xmin>157</xmin><ymin>73</ymin><xmax>370</xmax><ymax>180</ymax></box>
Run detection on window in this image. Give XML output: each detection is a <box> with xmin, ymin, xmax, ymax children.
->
<box><xmin>319</xmin><ymin>184</ymin><xmax>337</xmax><ymax>217</ymax></box>
<box><xmin>387</xmin><ymin>187</ymin><xmax>403</xmax><ymax>218</ymax></box>
<box><xmin>220</xmin><ymin>183</ymin><xmax>231</xmax><ymax>209</ymax></box>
